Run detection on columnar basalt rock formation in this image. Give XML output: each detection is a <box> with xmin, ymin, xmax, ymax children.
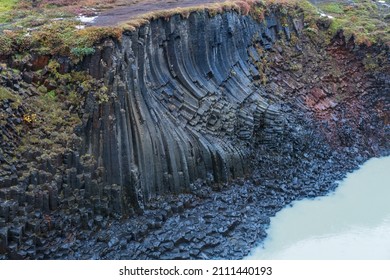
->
<box><xmin>0</xmin><ymin>5</ymin><xmax>389</xmax><ymax>259</ymax></box>
<box><xmin>79</xmin><ymin>11</ymin><xmax>289</xmax><ymax>212</ymax></box>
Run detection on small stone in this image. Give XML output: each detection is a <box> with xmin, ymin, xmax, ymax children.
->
<box><xmin>108</xmin><ymin>237</ymin><xmax>119</xmax><ymax>248</ymax></box>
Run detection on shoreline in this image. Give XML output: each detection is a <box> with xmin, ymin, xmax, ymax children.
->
<box><xmin>245</xmin><ymin>155</ymin><xmax>390</xmax><ymax>260</ymax></box>
<box><xmin>32</xmin><ymin>137</ymin><xmax>388</xmax><ymax>260</ymax></box>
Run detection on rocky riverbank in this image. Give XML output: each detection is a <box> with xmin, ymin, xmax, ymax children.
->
<box><xmin>50</xmin><ymin>137</ymin><xmax>383</xmax><ymax>260</ymax></box>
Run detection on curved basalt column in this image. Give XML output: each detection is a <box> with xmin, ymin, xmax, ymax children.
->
<box><xmin>81</xmin><ymin>11</ymin><xmax>289</xmax><ymax>210</ymax></box>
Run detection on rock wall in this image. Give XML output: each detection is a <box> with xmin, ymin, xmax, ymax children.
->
<box><xmin>79</xmin><ymin>11</ymin><xmax>289</xmax><ymax>213</ymax></box>
<box><xmin>0</xmin><ymin>9</ymin><xmax>294</xmax><ymax>258</ymax></box>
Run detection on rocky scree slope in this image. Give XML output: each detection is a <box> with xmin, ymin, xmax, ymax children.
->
<box><xmin>0</xmin><ymin>4</ymin><xmax>389</xmax><ymax>259</ymax></box>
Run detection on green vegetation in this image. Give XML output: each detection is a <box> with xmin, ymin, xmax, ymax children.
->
<box><xmin>250</xmin><ymin>5</ymin><xmax>266</xmax><ymax>21</ymax></box>
<box><xmin>262</xmin><ymin>0</ymin><xmax>390</xmax><ymax>46</ymax></box>
<box><xmin>289</xmin><ymin>62</ymin><xmax>302</xmax><ymax>72</ymax></box>
<box><xmin>320</xmin><ymin>3</ymin><xmax>344</xmax><ymax>14</ymax></box>
<box><xmin>0</xmin><ymin>19</ymin><xmax>121</xmax><ymax>60</ymax></box>
<box><xmin>252</xmin><ymin>46</ymin><xmax>270</xmax><ymax>85</ymax></box>
<box><xmin>317</xmin><ymin>0</ymin><xmax>390</xmax><ymax>45</ymax></box>
<box><xmin>0</xmin><ymin>86</ymin><xmax>21</xmax><ymax>107</ymax></box>
<box><xmin>0</xmin><ymin>1</ymin><xmax>270</xmax><ymax>58</ymax></box>
<box><xmin>0</xmin><ymin>59</ymin><xmax>107</xmax><ymax>165</ymax></box>
<box><xmin>0</xmin><ymin>0</ymin><xmax>18</xmax><ymax>13</ymax></box>
<box><xmin>71</xmin><ymin>47</ymin><xmax>96</xmax><ymax>58</ymax></box>
<box><xmin>0</xmin><ymin>0</ymin><xmax>122</xmax><ymax>60</ymax></box>
<box><xmin>0</xmin><ymin>0</ymin><xmax>388</xmax><ymax>65</ymax></box>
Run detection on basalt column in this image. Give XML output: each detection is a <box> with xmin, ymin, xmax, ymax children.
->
<box><xmin>81</xmin><ymin>11</ymin><xmax>290</xmax><ymax>211</ymax></box>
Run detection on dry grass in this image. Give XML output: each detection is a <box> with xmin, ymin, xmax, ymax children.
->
<box><xmin>117</xmin><ymin>0</ymin><xmax>314</xmax><ymax>31</ymax></box>
<box><xmin>118</xmin><ymin>1</ymin><xmax>236</xmax><ymax>30</ymax></box>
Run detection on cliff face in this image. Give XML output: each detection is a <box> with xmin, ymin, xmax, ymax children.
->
<box><xmin>79</xmin><ymin>11</ymin><xmax>288</xmax><ymax>211</ymax></box>
<box><xmin>0</xmin><ymin>7</ymin><xmax>389</xmax><ymax>259</ymax></box>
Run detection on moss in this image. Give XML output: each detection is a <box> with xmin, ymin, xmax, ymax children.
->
<box><xmin>250</xmin><ymin>6</ymin><xmax>266</xmax><ymax>22</ymax></box>
<box><xmin>329</xmin><ymin>18</ymin><xmax>345</xmax><ymax>34</ymax></box>
<box><xmin>68</xmin><ymin>90</ymin><xmax>81</xmax><ymax>106</ymax></box>
<box><xmin>96</xmin><ymin>85</ymin><xmax>110</xmax><ymax>104</ymax></box>
<box><xmin>321</xmin><ymin>0</ymin><xmax>390</xmax><ymax>45</ymax></box>
<box><xmin>37</xmin><ymin>85</ymin><xmax>48</xmax><ymax>94</ymax></box>
<box><xmin>0</xmin><ymin>0</ymin><xmax>18</xmax><ymax>14</ymax></box>
<box><xmin>0</xmin><ymin>86</ymin><xmax>21</xmax><ymax>107</ymax></box>
<box><xmin>0</xmin><ymin>35</ymin><xmax>13</xmax><ymax>56</ymax></box>
<box><xmin>0</xmin><ymin>58</ymin><xmax>102</xmax><ymax>164</ymax></box>
<box><xmin>253</xmin><ymin>46</ymin><xmax>270</xmax><ymax>85</ymax></box>
<box><xmin>289</xmin><ymin>62</ymin><xmax>302</xmax><ymax>72</ymax></box>
<box><xmin>1</xmin><ymin>16</ymin><xmax>121</xmax><ymax>61</ymax></box>
<box><xmin>363</xmin><ymin>54</ymin><xmax>381</xmax><ymax>72</ymax></box>
<box><xmin>0</xmin><ymin>86</ymin><xmax>15</xmax><ymax>100</ymax></box>
<box><xmin>46</xmin><ymin>90</ymin><xmax>57</xmax><ymax>101</ymax></box>
<box><xmin>70</xmin><ymin>47</ymin><xmax>95</xmax><ymax>58</ymax></box>
<box><xmin>25</xmin><ymin>21</ymin><xmax>121</xmax><ymax>58</ymax></box>
<box><xmin>319</xmin><ymin>3</ymin><xmax>344</xmax><ymax>14</ymax></box>
<box><xmin>28</xmin><ymin>135</ymin><xmax>40</xmax><ymax>145</ymax></box>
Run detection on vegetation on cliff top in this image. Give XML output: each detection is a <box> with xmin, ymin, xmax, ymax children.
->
<box><xmin>0</xmin><ymin>1</ymin><xmax>389</xmax><ymax>61</ymax></box>
<box><xmin>0</xmin><ymin>0</ymin><xmax>309</xmax><ymax>60</ymax></box>
<box><xmin>1</xmin><ymin>1</ymin><xmax>388</xmax><ymax>62</ymax></box>
<box><xmin>319</xmin><ymin>0</ymin><xmax>390</xmax><ymax>45</ymax></box>
<box><xmin>0</xmin><ymin>0</ymin><xmax>17</xmax><ymax>13</ymax></box>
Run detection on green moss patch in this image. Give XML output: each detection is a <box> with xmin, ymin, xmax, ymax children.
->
<box><xmin>319</xmin><ymin>3</ymin><xmax>344</xmax><ymax>14</ymax></box>
<box><xmin>317</xmin><ymin>0</ymin><xmax>390</xmax><ymax>45</ymax></box>
<box><xmin>0</xmin><ymin>86</ymin><xmax>22</xmax><ymax>108</ymax></box>
<box><xmin>0</xmin><ymin>0</ymin><xmax>18</xmax><ymax>13</ymax></box>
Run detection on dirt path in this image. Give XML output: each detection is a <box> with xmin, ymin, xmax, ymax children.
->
<box><xmin>92</xmin><ymin>0</ymin><xmax>227</xmax><ymax>26</ymax></box>
<box><xmin>91</xmin><ymin>0</ymin><xmax>364</xmax><ymax>27</ymax></box>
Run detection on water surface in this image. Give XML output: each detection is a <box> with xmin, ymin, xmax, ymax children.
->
<box><xmin>246</xmin><ymin>156</ymin><xmax>390</xmax><ymax>259</ymax></box>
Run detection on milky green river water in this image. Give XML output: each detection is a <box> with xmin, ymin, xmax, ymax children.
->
<box><xmin>246</xmin><ymin>156</ymin><xmax>390</xmax><ymax>260</ymax></box>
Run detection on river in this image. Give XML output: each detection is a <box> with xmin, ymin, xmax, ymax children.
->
<box><xmin>246</xmin><ymin>156</ymin><xmax>390</xmax><ymax>259</ymax></box>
